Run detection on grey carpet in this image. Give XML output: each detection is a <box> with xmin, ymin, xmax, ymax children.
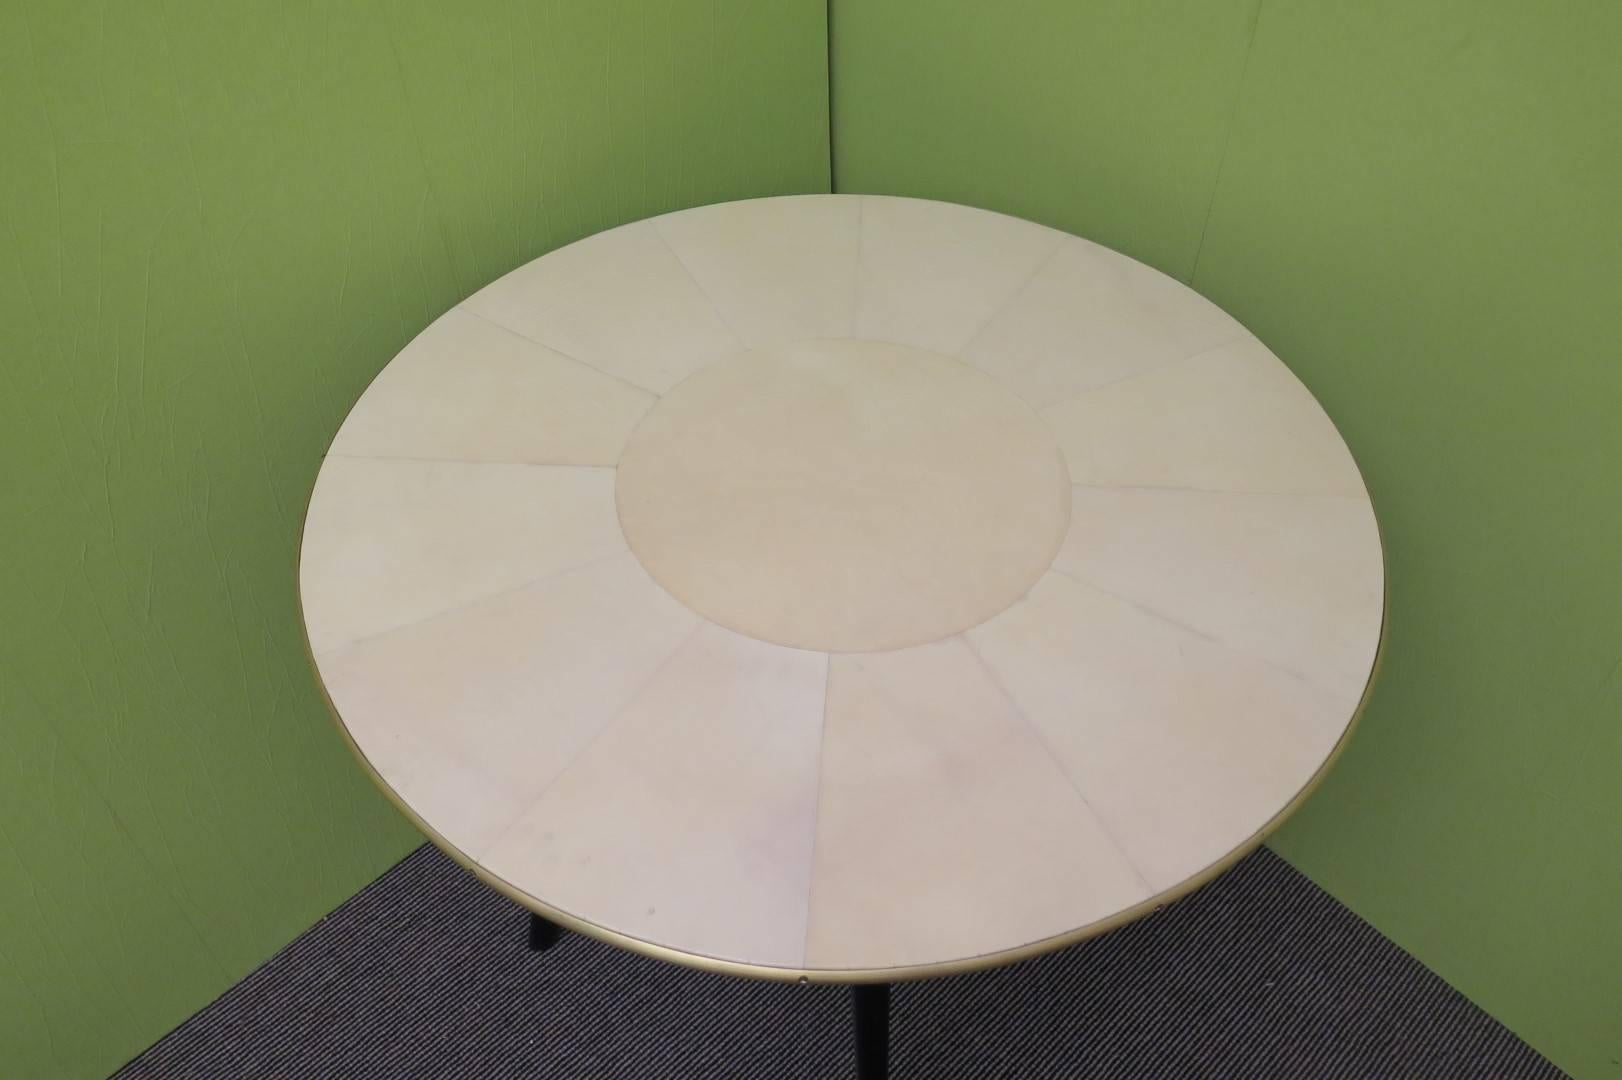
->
<box><xmin>114</xmin><ymin>845</ymin><xmax>1565</xmax><ymax>1079</ymax></box>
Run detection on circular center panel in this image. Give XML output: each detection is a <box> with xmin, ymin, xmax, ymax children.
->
<box><xmin>615</xmin><ymin>339</ymin><xmax>1071</xmax><ymax>653</ymax></box>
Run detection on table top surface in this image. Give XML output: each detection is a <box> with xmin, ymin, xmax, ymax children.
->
<box><xmin>299</xmin><ymin>194</ymin><xmax>1385</xmax><ymax>982</ymax></box>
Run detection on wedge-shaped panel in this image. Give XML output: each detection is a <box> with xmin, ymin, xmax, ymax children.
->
<box><xmin>1055</xmin><ymin>487</ymin><xmax>1383</xmax><ymax>703</ymax></box>
<box><xmin>806</xmin><ymin>637</ymin><xmax>1149</xmax><ymax>970</ymax></box>
<box><xmin>462</xmin><ymin>219</ymin><xmax>740</xmax><ymax>393</ymax></box>
<box><xmin>961</xmin><ymin>237</ymin><xmax>1247</xmax><ymax>407</ymax></box>
<box><xmin>316</xmin><ymin>554</ymin><xmax>701</xmax><ymax>857</ymax></box>
<box><xmin>855</xmin><ymin>195</ymin><xmax>1064</xmax><ymax>354</ymax></box>
<box><xmin>1042</xmin><ymin>337</ymin><xmax>1366</xmax><ymax>496</ymax></box>
<box><xmin>970</xmin><ymin>572</ymin><xmax>1350</xmax><ymax>890</ymax></box>
<box><xmin>300</xmin><ymin>459</ymin><xmax>625</xmax><ymax>653</ymax></box>
<box><xmin>654</xmin><ymin>195</ymin><xmax>861</xmax><ymax>347</ymax></box>
<box><xmin>480</xmin><ymin>625</ymin><xmax>828</xmax><ymax>968</ymax></box>
<box><xmin>328</xmin><ymin>307</ymin><xmax>654</xmax><ymax>466</ymax></box>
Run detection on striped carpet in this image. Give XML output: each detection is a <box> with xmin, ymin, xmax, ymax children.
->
<box><xmin>114</xmin><ymin>845</ymin><xmax>1565</xmax><ymax>1079</ymax></box>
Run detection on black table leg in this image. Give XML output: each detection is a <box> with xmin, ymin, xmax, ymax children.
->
<box><xmin>527</xmin><ymin>911</ymin><xmax>564</xmax><ymax>952</ymax></box>
<box><xmin>853</xmin><ymin>983</ymin><xmax>891</xmax><ymax>1080</ymax></box>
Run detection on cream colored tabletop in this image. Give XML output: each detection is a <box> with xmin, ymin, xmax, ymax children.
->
<box><xmin>299</xmin><ymin>195</ymin><xmax>1384</xmax><ymax>982</ymax></box>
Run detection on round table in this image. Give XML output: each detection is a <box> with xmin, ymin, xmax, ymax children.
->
<box><xmin>299</xmin><ymin>194</ymin><xmax>1385</xmax><ymax>1076</ymax></box>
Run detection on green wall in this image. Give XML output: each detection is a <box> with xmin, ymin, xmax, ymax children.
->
<box><xmin>0</xmin><ymin>3</ymin><xmax>828</xmax><ymax>1076</ymax></box>
<box><xmin>834</xmin><ymin>1</ymin><xmax>1621</xmax><ymax>1076</ymax></box>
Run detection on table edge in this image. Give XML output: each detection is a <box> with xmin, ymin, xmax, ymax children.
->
<box><xmin>295</xmin><ymin>473</ymin><xmax>1388</xmax><ymax>987</ymax></box>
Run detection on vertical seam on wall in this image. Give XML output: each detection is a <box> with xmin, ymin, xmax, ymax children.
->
<box><xmin>6</xmin><ymin>691</ymin><xmax>233</xmax><ymax>989</ymax></box>
<box><xmin>1187</xmin><ymin>0</ymin><xmax>1265</xmax><ymax>286</ymax></box>
<box><xmin>826</xmin><ymin>0</ymin><xmax>837</xmax><ymax>192</ymax></box>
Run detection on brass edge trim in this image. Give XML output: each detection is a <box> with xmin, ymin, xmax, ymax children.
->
<box><xmin>294</xmin><ymin>197</ymin><xmax>1391</xmax><ymax>986</ymax></box>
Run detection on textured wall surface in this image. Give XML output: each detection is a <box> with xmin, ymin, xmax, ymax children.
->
<box><xmin>0</xmin><ymin>2</ymin><xmax>828</xmax><ymax>1076</ymax></box>
<box><xmin>830</xmin><ymin>0</ymin><xmax>1259</xmax><ymax>280</ymax></box>
<box><xmin>833</xmin><ymin>1</ymin><xmax>1621</xmax><ymax>1076</ymax></box>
